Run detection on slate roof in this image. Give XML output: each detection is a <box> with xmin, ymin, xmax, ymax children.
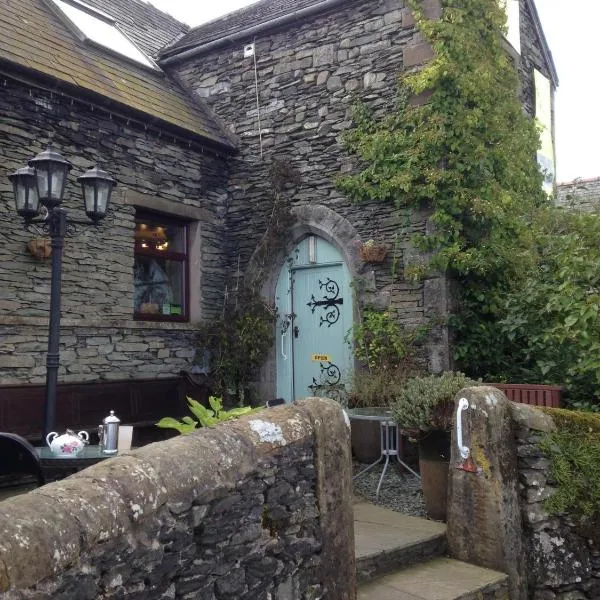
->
<box><xmin>160</xmin><ymin>0</ymin><xmax>327</xmax><ymax>58</ymax></box>
<box><xmin>0</xmin><ymin>0</ymin><xmax>235</xmax><ymax>149</ymax></box>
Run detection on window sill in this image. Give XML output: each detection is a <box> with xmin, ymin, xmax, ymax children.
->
<box><xmin>0</xmin><ymin>315</ymin><xmax>199</xmax><ymax>331</ymax></box>
<box><xmin>134</xmin><ymin>313</ymin><xmax>188</xmax><ymax>323</ymax></box>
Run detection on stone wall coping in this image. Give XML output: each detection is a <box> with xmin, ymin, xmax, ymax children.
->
<box><xmin>0</xmin><ymin>398</ymin><xmax>349</xmax><ymax>593</ymax></box>
<box><xmin>508</xmin><ymin>401</ymin><xmax>557</xmax><ymax>433</ymax></box>
<box><xmin>0</xmin><ymin>316</ymin><xmax>202</xmax><ymax>331</ymax></box>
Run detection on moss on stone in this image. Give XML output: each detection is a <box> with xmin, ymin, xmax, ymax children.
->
<box><xmin>541</xmin><ymin>407</ymin><xmax>600</xmax><ymax>433</ymax></box>
<box><xmin>538</xmin><ymin>408</ymin><xmax>600</xmax><ymax>527</ymax></box>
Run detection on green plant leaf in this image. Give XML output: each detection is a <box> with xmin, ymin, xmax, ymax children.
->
<box><xmin>155</xmin><ymin>417</ymin><xmax>197</xmax><ymax>435</ymax></box>
<box><xmin>208</xmin><ymin>395</ymin><xmax>223</xmax><ymax>415</ymax></box>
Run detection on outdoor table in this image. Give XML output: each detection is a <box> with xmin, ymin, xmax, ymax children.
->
<box><xmin>347</xmin><ymin>407</ymin><xmax>420</xmax><ymax>499</ymax></box>
<box><xmin>35</xmin><ymin>445</ymin><xmax>118</xmax><ymax>482</ymax></box>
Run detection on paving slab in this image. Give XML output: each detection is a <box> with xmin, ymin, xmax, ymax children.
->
<box><xmin>354</xmin><ymin>502</ymin><xmax>446</xmax><ymax>559</ymax></box>
<box><xmin>358</xmin><ymin>557</ymin><xmax>509</xmax><ymax>600</ymax></box>
<box><xmin>354</xmin><ymin>502</ymin><xmax>448</xmax><ymax>583</ymax></box>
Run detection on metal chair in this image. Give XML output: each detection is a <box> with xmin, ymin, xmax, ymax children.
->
<box><xmin>0</xmin><ymin>432</ymin><xmax>45</xmax><ymax>488</ymax></box>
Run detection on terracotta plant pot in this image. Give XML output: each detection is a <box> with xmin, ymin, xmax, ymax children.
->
<box><xmin>359</xmin><ymin>243</ymin><xmax>388</xmax><ymax>263</ymax></box>
<box><xmin>350</xmin><ymin>418</ymin><xmax>381</xmax><ymax>463</ymax></box>
<box><xmin>27</xmin><ymin>239</ymin><xmax>51</xmax><ymax>260</ymax></box>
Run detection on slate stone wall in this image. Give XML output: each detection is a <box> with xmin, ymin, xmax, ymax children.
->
<box><xmin>448</xmin><ymin>388</ymin><xmax>599</xmax><ymax>600</ymax></box>
<box><xmin>172</xmin><ymin>0</ymin><xmax>429</xmax><ymax>320</ymax></box>
<box><xmin>171</xmin><ymin>0</ymin><xmax>450</xmax><ymax>383</ymax></box>
<box><xmin>511</xmin><ymin>403</ymin><xmax>600</xmax><ymax>600</ymax></box>
<box><xmin>0</xmin><ymin>76</ymin><xmax>230</xmax><ymax>383</ymax></box>
<box><xmin>171</xmin><ymin>0</ymin><xmax>557</xmax><ymax>379</ymax></box>
<box><xmin>557</xmin><ymin>178</ymin><xmax>600</xmax><ymax>212</ymax></box>
<box><xmin>0</xmin><ymin>321</ymin><xmax>198</xmax><ymax>384</ymax></box>
<box><xmin>0</xmin><ymin>399</ymin><xmax>356</xmax><ymax>600</ymax></box>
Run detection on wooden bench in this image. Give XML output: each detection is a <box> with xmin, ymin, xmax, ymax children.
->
<box><xmin>0</xmin><ymin>375</ymin><xmax>211</xmax><ymax>444</ymax></box>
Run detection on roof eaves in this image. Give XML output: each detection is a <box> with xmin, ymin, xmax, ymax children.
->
<box><xmin>526</xmin><ymin>0</ymin><xmax>559</xmax><ymax>88</ymax></box>
<box><xmin>158</xmin><ymin>0</ymin><xmax>346</xmax><ymax>65</ymax></box>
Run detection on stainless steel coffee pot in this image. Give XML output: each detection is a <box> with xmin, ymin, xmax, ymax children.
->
<box><xmin>100</xmin><ymin>410</ymin><xmax>120</xmax><ymax>454</ymax></box>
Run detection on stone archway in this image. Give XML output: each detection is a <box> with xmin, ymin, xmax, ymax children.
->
<box><xmin>247</xmin><ymin>204</ymin><xmax>364</xmax><ymax>400</ymax></box>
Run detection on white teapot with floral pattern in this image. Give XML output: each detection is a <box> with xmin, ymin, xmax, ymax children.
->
<box><xmin>46</xmin><ymin>429</ymin><xmax>89</xmax><ymax>457</ymax></box>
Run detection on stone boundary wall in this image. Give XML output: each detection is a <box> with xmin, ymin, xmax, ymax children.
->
<box><xmin>447</xmin><ymin>387</ymin><xmax>599</xmax><ymax>600</ymax></box>
<box><xmin>511</xmin><ymin>403</ymin><xmax>600</xmax><ymax>600</ymax></box>
<box><xmin>0</xmin><ymin>398</ymin><xmax>355</xmax><ymax>599</ymax></box>
<box><xmin>557</xmin><ymin>178</ymin><xmax>600</xmax><ymax>213</ymax></box>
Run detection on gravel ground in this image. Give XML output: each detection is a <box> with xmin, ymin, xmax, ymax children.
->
<box><xmin>352</xmin><ymin>460</ymin><xmax>426</xmax><ymax>518</ymax></box>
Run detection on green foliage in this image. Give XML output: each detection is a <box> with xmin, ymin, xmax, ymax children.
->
<box><xmin>539</xmin><ymin>409</ymin><xmax>600</xmax><ymax>524</ymax></box>
<box><xmin>392</xmin><ymin>371</ymin><xmax>481</xmax><ymax>433</ymax></box>
<box><xmin>454</xmin><ymin>209</ymin><xmax>600</xmax><ymax>403</ymax></box>
<box><xmin>345</xmin><ymin>309</ymin><xmax>425</xmax><ymax>408</ymax></box>
<box><xmin>156</xmin><ymin>395</ymin><xmax>255</xmax><ymax>434</ymax></box>
<box><xmin>197</xmin><ymin>287</ymin><xmax>277</xmax><ymax>405</ymax></box>
<box><xmin>346</xmin><ymin>370</ymin><xmax>416</xmax><ymax>409</ymax></box>
<box><xmin>336</xmin><ymin>0</ymin><xmax>599</xmax><ymax>407</ymax></box>
<box><xmin>350</xmin><ymin>310</ymin><xmax>409</xmax><ymax>371</ymax></box>
<box><xmin>337</xmin><ymin>0</ymin><xmax>546</xmax><ymax>278</ymax></box>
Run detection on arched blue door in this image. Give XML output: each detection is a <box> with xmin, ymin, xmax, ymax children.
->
<box><xmin>275</xmin><ymin>236</ymin><xmax>353</xmax><ymax>402</ymax></box>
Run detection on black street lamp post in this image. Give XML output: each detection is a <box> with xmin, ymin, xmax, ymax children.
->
<box><xmin>8</xmin><ymin>148</ymin><xmax>116</xmax><ymax>437</ymax></box>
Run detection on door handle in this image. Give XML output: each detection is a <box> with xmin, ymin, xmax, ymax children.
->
<box><xmin>294</xmin><ymin>326</ymin><xmax>299</xmax><ymax>338</ymax></box>
<box><xmin>281</xmin><ymin>331</ymin><xmax>287</xmax><ymax>360</ymax></box>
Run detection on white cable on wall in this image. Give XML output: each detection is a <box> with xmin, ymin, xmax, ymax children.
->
<box><xmin>245</xmin><ymin>41</ymin><xmax>264</xmax><ymax>159</ymax></box>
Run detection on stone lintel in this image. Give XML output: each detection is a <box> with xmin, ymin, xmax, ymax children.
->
<box><xmin>122</xmin><ymin>188</ymin><xmax>213</xmax><ymax>223</ymax></box>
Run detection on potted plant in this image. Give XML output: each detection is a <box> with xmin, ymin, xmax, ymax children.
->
<box><xmin>346</xmin><ymin>310</ymin><xmax>424</xmax><ymax>462</ymax></box>
<box><xmin>392</xmin><ymin>372</ymin><xmax>481</xmax><ymax>521</ymax></box>
<box><xmin>359</xmin><ymin>239</ymin><xmax>388</xmax><ymax>263</ymax></box>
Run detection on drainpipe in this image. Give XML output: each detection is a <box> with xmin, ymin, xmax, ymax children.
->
<box><xmin>159</xmin><ymin>0</ymin><xmax>349</xmax><ymax>66</ymax></box>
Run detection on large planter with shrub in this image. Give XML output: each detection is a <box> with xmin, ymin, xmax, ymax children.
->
<box><xmin>418</xmin><ymin>431</ymin><xmax>451</xmax><ymax>521</ymax></box>
<box><xmin>393</xmin><ymin>372</ymin><xmax>481</xmax><ymax>522</ymax></box>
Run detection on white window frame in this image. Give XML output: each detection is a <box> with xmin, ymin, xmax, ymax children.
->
<box><xmin>45</xmin><ymin>0</ymin><xmax>160</xmax><ymax>71</ymax></box>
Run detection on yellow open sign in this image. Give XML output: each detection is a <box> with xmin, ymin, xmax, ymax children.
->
<box><xmin>311</xmin><ymin>354</ymin><xmax>331</xmax><ymax>362</ymax></box>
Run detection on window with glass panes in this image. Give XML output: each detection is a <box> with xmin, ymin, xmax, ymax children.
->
<box><xmin>134</xmin><ymin>213</ymin><xmax>188</xmax><ymax>321</ymax></box>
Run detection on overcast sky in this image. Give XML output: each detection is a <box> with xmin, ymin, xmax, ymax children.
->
<box><xmin>148</xmin><ymin>0</ymin><xmax>598</xmax><ymax>184</ymax></box>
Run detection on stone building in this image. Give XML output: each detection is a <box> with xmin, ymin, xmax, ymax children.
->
<box><xmin>557</xmin><ymin>177</ymin><xmax>600</xmax><ymax>212</ymax></box>
<box><xmin>0</xmin><ymin>0</ymin><xmax>557</xmax><ymax>436</ymax></box>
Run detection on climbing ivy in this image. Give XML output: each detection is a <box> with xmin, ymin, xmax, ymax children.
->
<box><xmin>338</xmin><ymin>0</ymin><xmax>546</xmax><ymax>278</ymax></box>
<box><xmin>196</xmin><ymin>158</ymin><xmax>299</xmax><ymax>406</ymax></box>
<box><xmin>336</xmin><ymin>0</ymin><xmax>600</xmax><ymax>404</ymax></box>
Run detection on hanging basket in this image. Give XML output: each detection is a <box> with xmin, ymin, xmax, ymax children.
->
<box><xmin>27</xmin><ymin>239</ymin><xmax>51</xmax><ymax>260</ymax></box>
<box><xmin>359</xmin><ymin>242</ymin><xmax>388</xmax><ymax>263</ymax></box>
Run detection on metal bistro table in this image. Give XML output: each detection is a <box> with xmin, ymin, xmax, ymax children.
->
<box><xmin>36</xmin><ymin>445</ymin><xmax>117</xmax><ymax>482</ymax></box>
<box><xmin>347</xmin><ymin>407</ymin><xmax>420</xmax><ymax>499</ymax></box>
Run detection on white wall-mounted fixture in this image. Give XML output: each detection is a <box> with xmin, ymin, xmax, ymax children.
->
<box><xmin>243</xmin><ymin>43</ymin><xmax>255</xmax><ymax>58</ymax></box>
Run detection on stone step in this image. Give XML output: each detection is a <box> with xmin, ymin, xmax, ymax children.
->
<box><xmin>357</xmin><ymin>557</ymin><xmax>509</xmax><ymax>600</ymax></box>
<box><xmin>354</xmin><ymin>502</ymin><xmax>447</xmax><ymax>584</ymax></box>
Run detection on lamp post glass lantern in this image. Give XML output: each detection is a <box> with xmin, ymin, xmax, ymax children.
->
<box><xmin>28</xmin><ymin>147</ymin><xmax>72</xmax><ymax>208</ymax></box>
<box><xmin>9</xmin><ymin>166</ymin><xmax>40</xmax><ymax>220</ymax></box>
<box><xmin>8</xmin><ymin>147</ymin><xmax>116</xmax><ymax>437</ymax></box>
